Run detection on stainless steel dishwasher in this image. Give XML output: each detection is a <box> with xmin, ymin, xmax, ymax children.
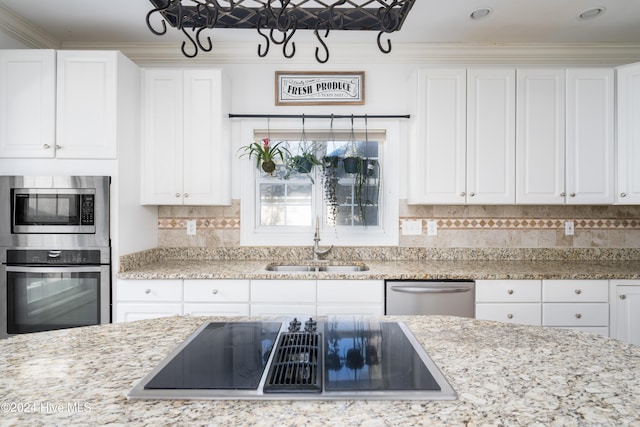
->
<box><xmin>385</xmin><ymin>280</ymin><xmax>475</xmax><ymax>317</ymax></box>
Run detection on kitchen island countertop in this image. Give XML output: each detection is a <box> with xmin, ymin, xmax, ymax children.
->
<box><xmin>1</xmin><ymin>315</ymin><xmax>639</xmax><ymax>426</ymax></box>
<box><xmin>117</xmin><ymin>258</ymin><xmax>640</xmax><ymax>280</ymax></box>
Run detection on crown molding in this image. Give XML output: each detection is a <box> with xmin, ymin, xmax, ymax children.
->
<box><xmin>0</xmin><ymin>4</ymin><xmax>60</xmax><ymax>49</ymax></box>
<box><xmin>59</xmin><ymin>41</ymin><xmax>640</xmax><ymax>67</ymax></box>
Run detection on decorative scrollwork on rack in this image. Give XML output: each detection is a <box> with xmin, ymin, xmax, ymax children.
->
<box><xmin>145</xmin><ymin>0</ymin><xmax>417</xmax><ymax>63</ymax></box>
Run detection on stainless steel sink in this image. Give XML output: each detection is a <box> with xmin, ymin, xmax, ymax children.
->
<box><xmin>265</xmin><ymin>263</ymin><xmax>368</xmax><ymax>272</ymax></box>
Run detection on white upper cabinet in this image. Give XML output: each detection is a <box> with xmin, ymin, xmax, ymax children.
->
<box><xmin>56</xmin><ymin>51</ymin><xmax>120</xmax><ymax>159</ymax></box>
<box><xmin>409</xmin><ymin>69</ymin><xmax>467</xmax><ymax>204</ymax></box>
<box><xmin>0</xmin><ymin>50</ymin><xmax>137</xmax><ymax>159</ymax></box>
<box><xmin>0</xmin><ymin>50</ymin><xmax>56</xmax><ymax>158</ymax></box>
<box><xmin>616</xmin><ymin>62</ymin><xmax>640</xmax><ymax>204</ymax></box>
<box><xmin>516</xmin><ymin>69</ymin><xmax>566</xmax><ymax>204</ymax></box>
<box><xmin>142</xmin><ymin>69</ymin><xmax>230</xmax><ymax>205</ymax></box>
<box><xmin>565</xmin><ymin>68</ymin><xmax>615</xmax><ymax>204</ymax></box>
<box><xmin>467</xmin><ymin>69</ymin><xmax>516</xmax><ymax>204</ymax></box>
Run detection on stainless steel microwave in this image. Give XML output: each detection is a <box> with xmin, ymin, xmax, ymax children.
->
<box><xmin>0</xmin><ymin>176</ymin><xmax>110</xmax><ymax>248</ymax></box>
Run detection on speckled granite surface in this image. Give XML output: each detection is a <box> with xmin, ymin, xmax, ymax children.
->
<box><xmin>1</xmin><ymin>316</ymin><xmax>638</xmax><ymax>426</ymax></box>
<box><xmin>117</xmin><ymin>247</ymin><xmax>640</xmax><ymax>280</ymax></box>
<box><xmin>117</xmin><ymin>258</ymin><xmax>640</xmax><ymax>280</ymax></box>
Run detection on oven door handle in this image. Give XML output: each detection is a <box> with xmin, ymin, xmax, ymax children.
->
<box><xmin>390</xmin><ymin>285</ymin><xmax>472</xmax><ymax>294</ymax></box>
<box><xmin>5</xmin><ymin>266</ymin><xmax>104</xmax><ymax>273</ymax></box>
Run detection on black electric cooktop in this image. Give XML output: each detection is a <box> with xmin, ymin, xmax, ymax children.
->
<box><xmin>128</xmin><ymin>318</ymin><xmax>457</xmax><ymax>401</ymax></box>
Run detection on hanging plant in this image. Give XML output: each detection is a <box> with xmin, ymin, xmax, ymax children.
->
<box><xmin>238</xmin><ymin>138</ymin><xmax>289</xmax><ymax>174</ymax></box>
<box><xmin>352</xmin><ymin>116</ymin><xmax>380</xmax><ymax>227</ymax></box>
<box><xmin>322</xmin><ymin>155</ymin><xmax>340</xmax><ymax>224</ymax></box>
<box><xmin>284</xmin><ymin>123</ymin><xmax>322</xmax><ymax>183</ymax></box>
<box><xmin>342</xmin><ymin>116</ymin><xmax>361</xmax><ymax>174</ymax></box>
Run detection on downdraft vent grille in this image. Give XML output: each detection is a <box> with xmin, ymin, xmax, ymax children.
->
<box><xmin>264</xmin><ymin>332</ymin><xmax>322</xmax><ymax>393</ymax></box>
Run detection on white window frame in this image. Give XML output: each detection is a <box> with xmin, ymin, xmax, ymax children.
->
<box><xmin>239</xmin><ymin>118</ymin><xmax>399</xmax><ymax>246</ymax></box>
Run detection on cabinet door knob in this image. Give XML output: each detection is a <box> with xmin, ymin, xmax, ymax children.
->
<box><xmin>620</xmin><ymin>193</ymin><xmax>627</xmax><ymax>198</ymax></box>
<box><xmin>212</xmin><ymin>289</ymin><xmax>218</xmax><ymax>295</ymax></box>
<box><xmin>620</xmin><ymin>294</ymin><xmax>627</xmax><ymax>300</ymax></box>
<box><xmin>43</xmin><ymin>144</ymin><xmax>51</xmax><ymax>149</ymax></box>
<box><xmin>145</xmin><ymin>289</ymin><xmax>151</xmax><ymax>294</ymax></box>
<box><xmin>560</xmin><ymin>192</ymin><xmax>566</xmax><ymax>197</ymax></box>
<box><xmin>469</xmin><ymin>192</ymin><xmax>475</xmax><ymax>197</ymax></box>
<box><xmin>574</xmin><ymin>289</ymin><xmax>582</xmax><ymax>295</ymax></box>
<box><xmin>569</xmin><ymin>193</ymin><xmax>576</xmax><ymax>197</ymax></box>
<box><xmin>575</xmin><ymin>313</ymin><xmax>582</xmax><ymax>319</ymax></box>
<box><xmin>507</xmin><ymin>314</ymin><xmax>514</xmax><ymax>319</ymax></box>
<box><xmin>507</xmin><ymin>289</ymin><xmax>514</xmax><ymax>295</ymax></box>
<box><xmin>175</xmin><ymin>193</ymin><xmax>181</xmax><ymax>198</ymax></box>
<box><xmin>56</xmin><ymin>145</ymin><xmax>62</xmax><ymax>150</ymax></box>
<box><xmin>184</xmin><ymin>193</ymin><xmax>189</xmax><ymax>198</ymax></box>
<box><xmin>460</xmin><ymin>192</ymin><xmax>466</xmax><ymax>197</ymax></box>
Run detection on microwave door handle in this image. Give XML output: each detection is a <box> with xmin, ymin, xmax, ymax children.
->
<box><xmin>390</xmin><ymin>285</ymin><xmax>471</xmax><ymax>294</ymax></box>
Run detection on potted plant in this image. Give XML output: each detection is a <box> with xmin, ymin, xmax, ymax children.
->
<box><xmin>238</xmin><ymin>138</ymin><xmax>289</xmax><ymax>174</ymax></box>
<box><xmin>284</xmin><ymin>141</ymin><xmax>322</xmax><ymax>182</ymax></box>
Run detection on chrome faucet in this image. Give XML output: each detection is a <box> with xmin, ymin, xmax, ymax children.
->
<box><xmin>313</xmin><ymin>217</ymin><xmax>332</xmax><ymax>261</ymax></box>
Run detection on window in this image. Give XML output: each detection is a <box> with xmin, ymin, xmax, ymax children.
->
<box><xmin>239</xmin><ymin>120</ymin><xmax>399</xmax><ymax>246</ymax></box>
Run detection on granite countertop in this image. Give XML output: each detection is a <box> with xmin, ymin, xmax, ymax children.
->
<box><xmin>117</xmin><ymin>258</ymin><xmax>640</xmax><ymax>280</ymax></box>
<box><xmin>1</xmin><ymin>315</ymin><xmax>639</xmax><ymax>426</ymax></box>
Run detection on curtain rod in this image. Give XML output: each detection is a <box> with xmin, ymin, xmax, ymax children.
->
<box><xmin>228</xmin><ymin>114</ymin><xmax>410</xmax><ymax>119</ymax></box>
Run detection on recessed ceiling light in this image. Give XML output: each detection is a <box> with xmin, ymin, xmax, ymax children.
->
<box><xmin>578</xmin><ymin>7</ymin><xmax>606</xmax><ymax>20</ymax></box>
<box><xmin>470</xmin><ymin>8</ymin><xmax>493</xmax><ymax>20</ymax></box>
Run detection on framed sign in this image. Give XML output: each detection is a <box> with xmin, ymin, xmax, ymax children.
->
<box><xmin>275</xmin><ymin>71</ymin><xmax>365</xmax><ymax>106</ymax></box>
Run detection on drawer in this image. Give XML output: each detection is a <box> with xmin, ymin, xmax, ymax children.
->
<box><xmin>317</xmin><ymin>304</ymin><xmax>384</xmax><ymax>316</ymax></box>
<box><xmin>115</xmin><ymin>302</ymin><xmax>182</xmax><ymax>323</ymax></box>
<box><xmin>476</xmin><ymin>280</ymin><xmax>541</xmax><ymax>303</ymax></box>
<box><xmin>317</xmin><ymin>280</ymin><xmax>384</xmax><ymax>303</ymax></box>
<box><xmin>250</xmin><ymin>280</ymin><xmax>316</xmax><ymax>303</ymax></box>
<box><xmin>542</xmin><ymin>303</ymin><xmax>609</xmax><ymax>327</ymax></box>
<box><xmin>542</xmin><ymin>280</ymin><xmax>608</xmax><ymax>303</ymax></box>
<box><xmin>184</xmin><ymin>280</ymin><xmax>250</xmax><ymax>303</ymax></box>
<box><xmin>183</xmin><ymin>303</ymin><xmax>250</xmax><ymax>317</ymax></box>
<box><xmin>117</xmin><ymin>280</ymin><xmax>183</xmax><ymax>302</ymax></box>
<box><xmin>475</xmin><ymin>303</ymin><xmax>541</xmax><ymax>326</ymax></box>
<box><xmin>250</xmin><ymin>304</ymin><xmax>316</xmax><ymax>317</ymax></box>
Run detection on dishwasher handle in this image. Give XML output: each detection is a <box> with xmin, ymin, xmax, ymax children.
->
<box><xmin>389</xmin><ymin>285</ymin><xmax>472</xmax><ymax>294</ymax></box>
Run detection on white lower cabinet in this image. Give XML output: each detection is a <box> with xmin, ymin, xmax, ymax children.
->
<box><xmin>542</xmin><ymin>280</ymin><xmax>609</xmax><ymax>336</ymax></box>
<box><xmin>183</xmin><ymin>279</ymin><xmax>250</xmax><ymax>316</ymax></box>
<box><xmin>116</xmin><ymin>278</ymin><xmax>385</xmax><ymax>322</ymax></box>
<box><xmin>610</xmin><ymin>280</ymin><xmax>640</xmax><ymax>345</ymax></box>
<box><xmin>250</xmin><ymin>279</ymin><xmax>316</xmax><ymax>317</ymax></box>
<box><xmin>475</xmin><ymin>280</ymin><xmax>542</xmax><ymax>325</ymax></box>
<box><xmin>476</xmin><ymin>279</ymin><xmax>610</xmax><ymax>336</ymax></box>
<box><xmin>116</xmin><ymin>280</ymin><xmax>183</xmax><ymax>322</ymax></box>
<box><xmin>317</xmin><ymin>280</ymin><xmax>384</xmax><ymax>316</ymax></box>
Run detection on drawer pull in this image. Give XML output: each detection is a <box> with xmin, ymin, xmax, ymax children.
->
<box><xmin>175</xmin><ymin>193</ymin><xmax>181</xmax><ymax>198</ymax></box>
<box><xmin>145</xmin><ymin>289</ymin><xmax>151</xmax><ymax>294</ymax></box>
<box><xmin>575</xmin><ymin>289</ymin><xmax>582</xmax><ymax>295</ymax></box>
<box><xmin>620</xmin><ymin>294</ymin><xmax>627</xmax><ymax>300</ymax></box>
<box><xmin>507</xmin><ymin>289</ymin><xmax>514</xmax><ymax>295</ymax></box>
<box><xmin>575</xmin><ymin>313</ymin><xmax>582</xmax><ymax>319</ymax></box>
<box><xmin>212</xmin><ymin>289</ymin><xmax>219</xmax><ymax>295</ymax></box>
<box><xmin>507</xmin><ymin>314</ymin><xmax>513</xmax><ymax>319</ymax></box>
<box><xmin>620</xmin><ymin>193</ymin><xmax>627</xmax><ymax>198</ymax></box>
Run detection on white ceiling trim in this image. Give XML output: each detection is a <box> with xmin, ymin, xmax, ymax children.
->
<box><xmin>0</xmin><ymin>4</ymin><xmax>59</xmax><ymax>49</ymax></box>
<box><xmin>59</xmin><ymin>41</ymin><xmax>640</xmax><ymax>67</ymax></box>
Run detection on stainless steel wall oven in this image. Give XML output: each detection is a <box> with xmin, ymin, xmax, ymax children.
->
<box><xmin>0</xmin><ymin>176</ymin><xmax>111</xmax><ymax>338</ymax></box>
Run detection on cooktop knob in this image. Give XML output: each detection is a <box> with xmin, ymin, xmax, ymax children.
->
<box><xmin>304</xmin><ymin>318</ymin><xmax>317</xmax><ymax>332</ymax></box>
<box><xmin>288</xmin><ymin>318</ymin><xmax>301</xmax><ymax>332</ymax></box>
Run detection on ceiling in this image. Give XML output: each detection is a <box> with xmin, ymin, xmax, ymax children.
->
<box><xmin>1</xmin><ymin>0</ymin><xmax>639</xmax><ymax>47</ymax></box>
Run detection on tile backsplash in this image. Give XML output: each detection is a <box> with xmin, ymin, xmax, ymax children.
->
<box><xmin>157</xmin><ymin>200</ymin><xmax>640</xmax><ymax>249</ymax></box>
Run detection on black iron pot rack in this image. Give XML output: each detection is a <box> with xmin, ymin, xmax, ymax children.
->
<box><xmin>146</xmin><ymin>0</ymin><xmax>417</xmax><ymax>63</ymax></box>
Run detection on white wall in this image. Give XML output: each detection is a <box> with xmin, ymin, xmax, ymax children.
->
<box><xmin>0</xmin><ymin>31</ymin><xmax>30</xmax><ymax>49</ymax></box>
